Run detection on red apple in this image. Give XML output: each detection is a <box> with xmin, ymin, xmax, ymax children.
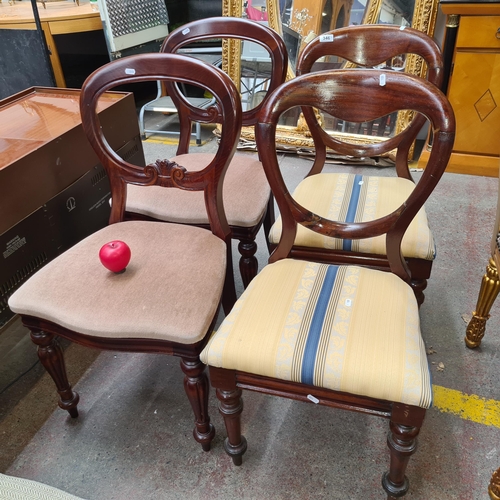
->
<box><xmin>99</xmin><ymin>240</ymin><xmax>131</xmax><ymax>273</ymax></box>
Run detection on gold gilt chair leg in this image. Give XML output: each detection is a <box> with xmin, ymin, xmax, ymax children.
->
<box><xmin>465</xmin><ymin>258</ymin><xmax>500</xmax><ymax>348</ymax></box>
<box><xmin>489</xmin><ymin>468</ymin><xmax>500</xmax><ymax>499</ymax></box>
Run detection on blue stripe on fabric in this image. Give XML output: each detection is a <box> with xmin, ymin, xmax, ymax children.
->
<box><xmin>342</xmin><ymin>174</ymin><xmax>363</xmax><ymax>251</ymax></box>
<box><xmin>301</xmin><ymin>265</ymin><xmax>339</xmax><ymax>385</ymax></box>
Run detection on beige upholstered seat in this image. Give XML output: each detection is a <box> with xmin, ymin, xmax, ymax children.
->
<box><xmin>286</xmin><ymin>25</ymin><xmax>444</xmax><ymax>306</ymax></box>
<box><xmin>127</xmin><ymin>153</ymin><xmax>270</xmax><ymax>227</ymax></box>
<box><xmin>9</xmin><ymin>221</ymin><xmax>225</xmax><ymax>342</ymax></box>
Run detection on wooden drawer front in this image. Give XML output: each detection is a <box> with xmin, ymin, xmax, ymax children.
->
<box><xmin>457</xmin><ymin>16</ymin><xmax>500</xmax><ymax>49</ymax></box>
<box><xmin>448</xmin><ymin>51</ymin><xmax>500</xmax><ymax>156</ymax></box>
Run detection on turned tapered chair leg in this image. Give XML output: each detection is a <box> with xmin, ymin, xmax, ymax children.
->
<box><xmin>216</xmin><ymin>387</ymin><xmax>247</xmax><ymax>465</ymax></box>
<box><xmin>222</xmin><ymin>244</ymin><xmax>237</xmax><ymax>315</ymax></box>
<box><xmin>382</xmin><ymin>409</ymin><xmax>424</xmax><ymax>499</ymax></box>
<box><xmin>180</xmin><ymin>357</ymin><xmax>215</xmax><ymax>451</ymax></box>
<box><xmin>465</xmin><ymin>258</ymin><xmax>500</xmax><ymax>348</ymax></box>
<box><xmin>238</xmin><ymin>238</ymin><xmax>258</xmax><ymax>289</ymax></box>
<box><xmin>30</xmin><ymin>329</ymin><xmax>79</xmax><ymax>417</ymax></box>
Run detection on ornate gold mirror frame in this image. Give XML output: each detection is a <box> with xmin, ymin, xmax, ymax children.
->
<box><xmin>222</xmin><ymin>0</ymin><xmax>440</xmax><ymax>148</ymax></box>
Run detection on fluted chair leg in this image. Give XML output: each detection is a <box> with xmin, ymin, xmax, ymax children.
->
<box><xmin>30</xmin><ymin>329</ymin><xmax>79</xmax><ymax>417</ymax></box>
<box><xmin>180</xmin><ymin>357</ymin><xmax>215</xmax><ymax>451</ymax></box>
<box><xmin>237</xmin><ymin>238</ymin><xmax>258</xmax><ymax>289</ymax></box>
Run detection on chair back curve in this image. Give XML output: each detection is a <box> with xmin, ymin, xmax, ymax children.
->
<box><xmin>161</xmin><ymin>17</ymin><xmax>288</xmax><ymax>127</ymax></box>
<box><xmin>296</xmin><ymin>25</ymin><xmax>444</xmax><ymax>179</ymax></box>
<box><xmin>80</xmin><ymin>53</ymin><xmax>242</xmax><ymax>240</ymax></box>
<box><xmin>255</xmin><ymin>69</ymin><xmax>455</xmax><ymax>281</ymax></box>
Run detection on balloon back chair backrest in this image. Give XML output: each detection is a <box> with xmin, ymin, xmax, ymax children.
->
<box><xmin>256</xmin><ymin>68</ymin><xmax>455</xmax><ymax>281</ymax></box>
<box><xmin>296</xmin><ymin>25</ymin><xmax>444</xmax><ymax>180</ymax></box>
<box><xmin>160</xmin><ymin>17</ymin><xmax>288</xmax><ymax>154</ymax></box>
<box><xmin>80</xmin><ymin>53</ymin><xmax>242</xmax><ymax>243</ymax></box>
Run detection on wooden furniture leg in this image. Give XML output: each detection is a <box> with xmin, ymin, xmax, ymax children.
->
<box><xmin>30</xmin><ymin>329</ymin><xmax>79</xmax><ymax>417</ymax></box>
<box><xmin>216</xmin><ymin>387</ymin><xmax>247</xmax><ymax>465</ymax></box>
<box><xmin>180</xmin><ymin>358</ymin><xmax>215</xmax><ymax>451</ymax></box>
<box><xmin>465</xmin><ymin>257</ymin><xmax>500</xmax><ymax>348</ymax></box>
<box><xmin>382</xmin><ymin>406</ymin><xmax>425</xmax><ymax>499</ymax></box>
<box><xmin>410</xmin><ymin>278</ymin><xmax>427</xmax><ymax>307</ymax></box>
<box><xmin>263</xmin><ymin>197</ymin><xmax>275</xmax><ymax>253</ymax></box>
<box><xmin>237</xmin><ymin>238</ymin><xmax>258</xmax><ymax>289</ymax></box>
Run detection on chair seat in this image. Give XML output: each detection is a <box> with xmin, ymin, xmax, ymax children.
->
<box><xmin>269</xmin><ymin>173</ymin><xmax>435</xmax><ymax>260</ymax></box>
<box><xmin>201</xmin><ymin>259</ymin><xmax>432</xmax><ymax>408</ymax></box>
<box><xmin>126</xmin><ymin>153</ymin><xmax>271</xmax><ymax>227</ymax></box>
<box><xmin>8</xmin><ymin>221</ymin><xmax>226</xmax><ymax>343</ymax></box>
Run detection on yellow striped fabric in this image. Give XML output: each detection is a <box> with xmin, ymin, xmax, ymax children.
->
<box><xmin>269</xmin><ymin>173</ymin><xmax>435</xmax><ymax>260</ymax></box>
<box><xmin>201</xmin><ymin>259</ymin><xmax>432</xmax><ymax>408</ymax></box>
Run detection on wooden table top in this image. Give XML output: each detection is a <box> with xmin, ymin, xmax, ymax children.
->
<box><xmin>0</xmin><ymin>0</ymin><xmax>98</xmax><ymax>25</ymax></box>
<box><xmin>0</xmin><ymin>87</ymin><xmax>120</xmax><ymax>170</ymax></box>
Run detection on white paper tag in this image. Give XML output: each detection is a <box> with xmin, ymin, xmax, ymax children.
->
<box><xmin>345</xmin><ymin>298</ymin><xmax>352</xmax><ymax>307</ymax></box>
<box><xmin>307</xmin><ymin>394</ymin><xmax>320</xmax><ymax>404</ymax></box>
<box><xmin>182</xmin><ymin>28</ymin><xmax>191</xmax><ymax>35</ymax></box>
<box><xmin>358</xmin><ymin>180</ymin><xmax>364</xmax><ymax>185</ymax></box>
<box><xmin>319</xmin><ymin>34</ymin><xmax>334</xmax><ymax>42</ymax></box>
<box><xmin>379</xmin><ymin>73</ymin><xmax>386</xmax><ymax>86</ymax></box>
<box><xmin>125</xmin><ymin>68</ymin><xmax>136</xmax><ymax>75</ymax></box>
<box><xmin>400</xmin><ymin>25</ymin><xmax>406</xmax><ymax>30</ymax></box>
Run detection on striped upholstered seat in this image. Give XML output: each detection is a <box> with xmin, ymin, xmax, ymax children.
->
<box><xmin>201</xmin><ymin>259</ymin><xmax>432</xmax><ymax>408</ymax></box>
<box><xmin>269</xmin><ymin>173</ymin><xmax>435</xmax><ymax>261</ymax></box>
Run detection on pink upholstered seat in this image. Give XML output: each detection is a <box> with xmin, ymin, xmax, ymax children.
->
<box><xmin>9</xmin><ymin>221</ymin><xmax>225</xmax><ymax>342</ymax></box>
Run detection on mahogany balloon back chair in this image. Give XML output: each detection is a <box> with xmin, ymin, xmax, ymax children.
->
<box><xmin>267</xmin><ymin>25</ymin><xmax>444</xmax><ymax>305</ymax></box>
<box><xmin>8</xmin><ymin>53</ymin><xmax>243</xmax><ymax>452</ymax></box>
<box><xmin>201</xmin><ymin>68</ymin><xmax>455</xmax><ymax>498</ymax></box>
<box><xmin>124</xmin><ymin>17</ymin><xmax>288</xmax><ymax>289</ymax></box>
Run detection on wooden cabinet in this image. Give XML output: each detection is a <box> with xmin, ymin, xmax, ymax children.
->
<box><xmin>419</xmin><ymin>3</ymin><xmax>500</xmax><ymax>176</ymax></box>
